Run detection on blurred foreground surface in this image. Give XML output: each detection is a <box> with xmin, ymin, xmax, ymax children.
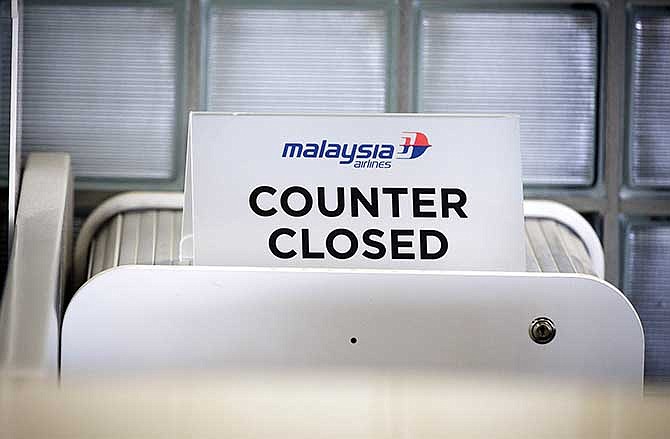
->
<box><xmin>0</xmin><ymin>372</ymin><xmax>669</xmax><ymax>438</ymax></box>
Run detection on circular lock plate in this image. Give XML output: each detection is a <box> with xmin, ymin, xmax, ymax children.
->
<box><xmin>529</xmin><ymin>317</ymin><xmax>556</xmax><ymax>344</ymax></box>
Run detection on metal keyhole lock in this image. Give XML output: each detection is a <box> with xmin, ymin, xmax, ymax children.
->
<box><xmin>529</xmin><ymin>317</ymin><xmax>556</xmax><ymax>344</ymax></box>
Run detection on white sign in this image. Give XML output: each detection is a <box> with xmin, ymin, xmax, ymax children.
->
<box><xmin>187</xmin><ymin>113</ymin><xmax>525</xmax><ymax>271</ymax></box>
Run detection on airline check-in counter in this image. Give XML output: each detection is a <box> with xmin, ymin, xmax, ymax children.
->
<box><xmin>0</xmin><ymin>114</ymin><xmax>645</xmax><ymax>392</ymax></box>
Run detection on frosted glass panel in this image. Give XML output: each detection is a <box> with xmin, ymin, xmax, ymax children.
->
<box><xmin>21</xmin><ymin>1</ymin><xmax>180</xmax><ymax>180</ymax></box>
<box><xmin>419</xmin><ymin>10</ymin><xmax>598</xmax><ymax>186</ymax></box>
<box><xmin>623</xmin><ymin>221</ymin><xmax>670</xmax><ymax>383</ymax></box>
<box><xmin>206</xmin><ymin>5</ymin><xmax>387</xmax><ymax>112</ymax></box>
<box><xmin>630</xmin><ymin>15</ymin><xmax>670</xmax><ymax>187</ymax></box>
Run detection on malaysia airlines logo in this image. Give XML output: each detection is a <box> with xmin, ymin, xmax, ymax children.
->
<box><xmin>397</xmin><ymin>131</ymin><xmax>432</xmax><ymax>159</ymax></box>
<box><xmin>281</xmin><ymin>131</ymin><xmax>433</xmax><ymax>169</ymax></box>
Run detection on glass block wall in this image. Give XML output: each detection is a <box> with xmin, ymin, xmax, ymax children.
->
<box><xmin>624</xmin><ymin>10</ymin><xmax>670</xmax><ymax>383</ymax></box>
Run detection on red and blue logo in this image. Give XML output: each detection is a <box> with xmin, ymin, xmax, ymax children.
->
<box><xmin>397</xmin><ymin>131</ymin><xmax>432</xmax><ymax>159</ymax></box>
<box><xmin>281</xmin><ymin>131</ymin><xmax>432</xmax><ymax>169</ymax></box>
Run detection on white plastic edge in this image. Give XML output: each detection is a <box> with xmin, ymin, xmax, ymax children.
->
<box><xmin>7</xmin><ymin>0</ymin><xmax>21</xmax><ymax>253</ymax></box>
<box><xmin>73</xmin><ymin>192</ymin><xmax>184</xmax><ymax>288</ymax></box>
<box><xmin>180</xmin><ymin>113</ymin><xmax>193</xmax><ymax>263</ymax></box>
<box><xmin>69</xmin><ymin>265</ymin><xmax>643</xmax><ymax>390</ymax></box>
<box><xmin>523</xmin><ymin>200</ymin><xmax>605</xmax><ymax>279</ymax></box>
